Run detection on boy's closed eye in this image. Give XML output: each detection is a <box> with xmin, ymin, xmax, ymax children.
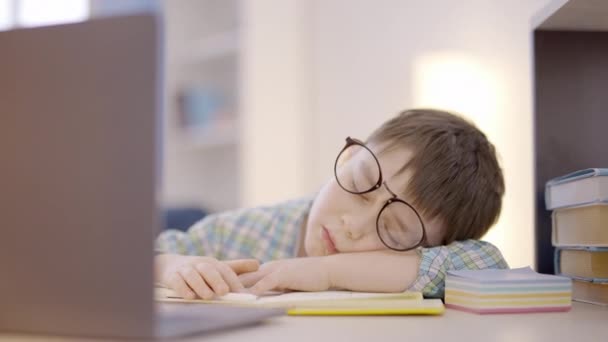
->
<box><xmin>351</xmin><ymin>167</ymin><xmax>376</xmax><ymax>196</ymax></box>
<box><xmin>352</xmin><ymin>179</ymin><xmax>370</xmax><ymax>201</ymax></box>
<box><xmin>356</xmin><ymin>162</ymin><xmax>377</xmax><ymax>187</ymax></box>
<box><xmin>386</xmin><ymin>226</ymin><xmax>405</xmax><ymax>247</ymax></box>
<box><xmin>379</xmin><ymin>219</ymin><xmax>407</xmax><ymax>249</ymax></box>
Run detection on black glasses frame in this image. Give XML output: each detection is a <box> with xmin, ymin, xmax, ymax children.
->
<box><xmin>333</xmin><ymin>137</ymin><xmax>427</xmax><ymax>252</ymax></box>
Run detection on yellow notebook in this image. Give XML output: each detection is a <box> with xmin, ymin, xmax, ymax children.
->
<box><xmin>286</xmin><ymin>298</ymin><xmax>444</xmax><ymax>316</ymax></box>
<box><xmin>155</xmin><ymin>287</ymin><xmax>444</xmax><ymax>315</ymax></box>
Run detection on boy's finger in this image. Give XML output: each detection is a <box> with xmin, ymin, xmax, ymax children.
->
<box><xmin>166</xmin><ymin>272</ymin><xmax>195</xmax><ymax>300</ymax></box>
<box><xmin>249</xmin><ymin>271</ymin><xmax>281</xmax><ymax>296</ymax></box>
<box><xmin>225</xmin><ymin>259</ymin><xmax>260</xmax><ymax>274</ymax></box>
<box><xmin>238</xmin><ymin>264</ymin><xmax>275</xmax><ymax>287</ymax></box>
<box><xmin>238</xmin><ymin>271</ymin><xmax>266</xmax><ymax>288</ymax></box>
<box><xmin>215</xmin><ymin>262</ymin><xmax>245</xmax><ymax>293</ymax></box>
<box><xmin>196</xmin><ymin>263</ymin><xmax>229</xmax><ymax>297</ymax></box>
<box><xmin>179</xmin><ymin>265</ymin><xmax>213</xmax><ymax>300</ymax></box>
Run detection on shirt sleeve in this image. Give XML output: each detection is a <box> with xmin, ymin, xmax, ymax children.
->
<box><xmin>155</xmin><ymin>213</ymin><xmax>225</xmax><ymax>257</ymax></box>
<box><xmin>407</xmin><ymin>240</ymin><xmax>509</xmax><ymax>298</ymax></box>
<box><xmin>154</xmin><ymin>197</ymin><xmax>312</xmax><ymax>261</ymax></box>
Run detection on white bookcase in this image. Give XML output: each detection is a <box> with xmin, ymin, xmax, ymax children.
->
<box><xmin>162</xmin><ymin>0</ymin><xmax>241</xmax><ymax>211</ymax></box>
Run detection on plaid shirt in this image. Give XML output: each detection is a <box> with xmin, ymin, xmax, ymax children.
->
<box><xmin>156</xmin><ymin>197</ymin><xmax>508</xmax><ymax>298</ymax></box>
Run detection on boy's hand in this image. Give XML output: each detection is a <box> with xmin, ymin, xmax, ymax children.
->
<box><xmin>238</xmin><ymin>257</ymin><xmax>331</xmax><ymax>295</ymax></box>
<box><xmin>155</xmin><ymin>254</ymin><xmax>259</xmax><ymax>300</ymax></box>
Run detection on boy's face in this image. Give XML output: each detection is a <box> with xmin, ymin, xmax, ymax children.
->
<box><xmin>304</xmin><ymin>144</ymin><xmax>444</xmax><ymax>257</ymax></box>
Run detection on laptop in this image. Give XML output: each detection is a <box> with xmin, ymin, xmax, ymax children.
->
<box><xmin>0</xmin><ymin>14</ymin><xmax>283</xmax><ymax>339</ymax></box>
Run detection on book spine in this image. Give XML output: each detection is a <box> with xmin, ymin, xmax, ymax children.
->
<box><xmin>554</xmin><ymin>247</ymin><xmax>608</xmax><ymax>283</ymax></box>
<box><xmin>544</xmin><ymin>169</ymin><xmax>608</xmax><ymax>210</ymax></box>
<box><xmin>553</xmin><ymin>247</ymin><xmax>561</xmax><ymax>275</ymax></box>
<box><xmin>551</xmin><ymin>204</ymin><xmax>608</xmax><ymax>247</ymax></box>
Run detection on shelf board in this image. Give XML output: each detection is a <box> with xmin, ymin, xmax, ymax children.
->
<box><xmin>168</xmin><ymin>30</ymin><xmax>238</xmax><ymax>67</ymax></box>
<box><xmin>179</xmin><ymin>119</ymin><xmax>239</xmax><ymax>149</ymax></box>
<box><xmin>534</xmin><ymin>0</ymin><xmax>608</xmax><ymax>31</ymax></box>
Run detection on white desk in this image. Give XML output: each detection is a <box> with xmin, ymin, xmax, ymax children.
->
<box><xmin>1</xmin><ymin>302</ymin><xmax>606</xmax><ymax>342</ymax></box>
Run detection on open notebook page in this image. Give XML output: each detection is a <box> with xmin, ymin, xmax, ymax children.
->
<box><xmin>155</xmin><ymin>287</ymin><xmax>422</xmax><ymax>306</ymax></box>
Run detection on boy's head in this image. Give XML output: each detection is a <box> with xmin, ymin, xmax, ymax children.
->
<box><xmin>304</xmin><ymin>108</ymin><xmax>504</xmax><ymax>257</ymax></box>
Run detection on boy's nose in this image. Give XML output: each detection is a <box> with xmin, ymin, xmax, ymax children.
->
<box><xmin>342</xmin><ymin>212</ymin><xmax>375</xmax><ymax>240</ymax></box>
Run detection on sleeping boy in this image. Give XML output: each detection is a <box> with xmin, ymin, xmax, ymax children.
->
<box><xmin>155</xmin><ymin>109</ymin><xmax>509</xmax><ymax>299</ymax></box>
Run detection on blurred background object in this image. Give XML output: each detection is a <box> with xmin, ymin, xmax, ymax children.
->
<box><xmin>164</xmin><ymin>207</ymin><xmax>208</xmax><ymax>232</ymax></box>
<box><xmin>0</xmin><ymin>0</ymin><xmax>88</xmax><ymax>29</ymax></box>
<box><xmin>0</xmin><ymin>0</ymin><xmax>559</xmax><ymax>269</ymax></box>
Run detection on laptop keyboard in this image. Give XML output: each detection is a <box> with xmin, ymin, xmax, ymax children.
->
<box><xmin>155</xmin><ymin>303</ymin><xmax>285</xmax><ymax>337</ymax></box>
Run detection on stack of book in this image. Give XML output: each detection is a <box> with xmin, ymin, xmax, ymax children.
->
<box><xmin>545</xmin><ymin>168</ymin><xmax>608</xmax><ymax>305</ymax></box>
<box><xmin>444</xmin><ymin>267</ymin><xmax>571</xmax><ymax>314</ymax></box>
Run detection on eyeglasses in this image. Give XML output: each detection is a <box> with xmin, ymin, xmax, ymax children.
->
<box><xmin>334</xmin><ymin>137</ymin><xmax>427</xmax><ymax>251</ymax></box>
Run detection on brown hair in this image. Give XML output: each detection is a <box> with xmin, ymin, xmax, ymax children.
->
<box><xmin>367</xmin><ymin>108</ymin><xmax>504</xmax><ymax>244</ymax></box>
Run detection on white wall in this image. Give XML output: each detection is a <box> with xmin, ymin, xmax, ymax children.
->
<box><xmin>307</xmin><ymin>0</ymin><xmax>551</xmax><ymax>268</ymax></box>
<box><xmin>240</xmin><ymin>0</ymin><xmax>315</xmax><ymax>207</ymax></box>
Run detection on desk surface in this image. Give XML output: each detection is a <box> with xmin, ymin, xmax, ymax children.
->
<box><xmin>1</xmin><ymin>302</ymin><xmax>607</xmax><ymax>342</ymax></box>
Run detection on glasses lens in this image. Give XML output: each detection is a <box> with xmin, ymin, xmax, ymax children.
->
<box><xmin>378</xmin><ymin>201</ymin><xmax>424</xmax><ymax>250</ymax></box>
<box><xmin>335</xmin><ymin>144</ymin><xmax>380</xmax><ymax>193</ymax></box>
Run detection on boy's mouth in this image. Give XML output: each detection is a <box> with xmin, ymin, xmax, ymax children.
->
<box><xmin>321</xmin><ymin>226</ymin><xmax>338</xmax><ymax>254</ymax></box>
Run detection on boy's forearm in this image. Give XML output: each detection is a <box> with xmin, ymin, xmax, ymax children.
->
<box><xmin>323</xmin><ymin>250</ymin><xmax>421</xmax><ymax>293</ymax></box>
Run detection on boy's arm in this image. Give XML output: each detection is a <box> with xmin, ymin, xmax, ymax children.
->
<box><xmin>243</xmin><ymin>240</ymin><xmax>508</xmax><ymax>296</ymax></box>
<box><xmin>241</xmin><ymin>251</ymin><xmax>420</xmax><ymax>294</ymax></box>
<box><xmin>327</xmin><ymin>240</ymin><xmax>508</xmax><ymax>295</ymax></box>
<box><xmin>325</xmin><ymin>250</ymin><xmax>420</xmax><ymax>292</ymax></box>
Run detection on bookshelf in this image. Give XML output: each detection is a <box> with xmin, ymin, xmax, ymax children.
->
<box><xmin>162</xmin><ymin>0</ymin><xmax>241</xmax><ymax>211</ymax></box>
<box><xmin>533</xmin><ymin>0</ymin><xmax>608</xmax><ymax>273</ymax></box>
